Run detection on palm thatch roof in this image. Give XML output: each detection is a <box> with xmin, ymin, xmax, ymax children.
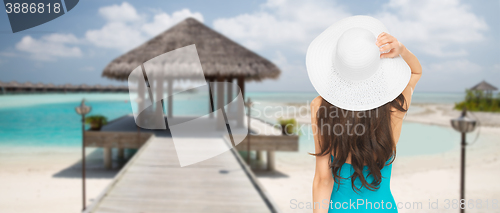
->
<box><xmin>102</xmin><ymin>18</ymin><xmax>280</xmax><ymax>81</ymax></box>
<box><xmin>6</xmin><ymin>81</ymin><xmax>21</xmax><ymax>88</ymax></box>
<box><xmin>22</xmin><ymin>82</ymin><xmax>34</xmax><ymax>87</ymax></box>
<box><xmin>78</xmin><ymin>84</ymin><xmax>91</xmax><ymax>90</ymax></box>
<box><xmin>34</xmin><ymin>82</ymin><xmax>45</xmax><ymax>88</ymax></box>
<box><xmin>46</xmin><ymin>83</ymin><xmax>56</xmax><ymax>89</ymax></box>
<box><xmin>470</xmin><ymin>80</ymin><xmax>497</xmax><ymax>91</ymax></box>
<box><xmin>61</xmin><ymin>83</ymin><xmax>75</xmax><ymax>89</ymax></box>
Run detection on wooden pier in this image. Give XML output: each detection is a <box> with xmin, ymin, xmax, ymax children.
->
<box><xmin>85</xmin><ymin>115</ymin><xmax>298</xmax><ymax>171</ymax></box>
<box><xmin>84</xmin><ymin>135</ymin><xmax>279</xmax><ymax>213</ymax></box>
<box><xmin>82</xmin><ymin>115</ymin><xmax>298</xmax><ymax>212</ymax></box>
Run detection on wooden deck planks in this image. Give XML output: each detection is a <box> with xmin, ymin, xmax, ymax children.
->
<box><xmin>87</xmin><ymin>136</ymin><xmax>274</xmax><ymax>213</ymax></box>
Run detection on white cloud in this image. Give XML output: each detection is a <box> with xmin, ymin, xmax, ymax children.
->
<box><xmin>375</xmin><ymin>0</ymin><xmax>488</xmax><ymax>57</ymax></box>
<box><xmin>427</xmin><ymin>60</ymin><xmax>482</xmax><ymax>73</ymax></box>
<box><xmin>213</xmin><ymin>0</ymin><xmax>351</xmax><ymax>52</ymax></box>
<box><xmin>86</xmin><ymin>22</ymin><xmax>145</xmax><ymax>51</ymax></box>
<box><xmin>212</xmin><ymin>0</ymin><xmax>487</xmax><ymax>58</ymax></box>
<box><xmin>86</xmin><ymin>2</ymin><xmax>203</xmax><ymax>51</ymax></box>
<box><xmin>142</xmin><ymin>9</ymin><xmax>203</xmax><ymax>36</ymax></box>
<box><xmin>98</xmin><ymin>2</ymin><xmax>141</xmax><ymax>23</ymax></box>
<box><xmin>15</xmin><ymin>33</ymin><xmax>82</xmax><ymax>61</ymax></box>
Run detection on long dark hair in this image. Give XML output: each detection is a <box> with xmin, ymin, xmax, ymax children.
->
<box><xmin>312</xmin><ymin>94</ymin><xmax>407</xmax><ymax>192</ymax></box>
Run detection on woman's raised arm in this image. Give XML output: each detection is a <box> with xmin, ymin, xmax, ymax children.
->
<box><xmin>377</xmin><ymin>32</ymin><xmax>422</xmax><ymax>110</ymax></box>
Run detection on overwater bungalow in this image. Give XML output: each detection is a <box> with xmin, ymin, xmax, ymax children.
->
<box><xmin>7</xmin><ymin>81</ymin><xmax>21</xmax><ymax>93</ymax></box>
<box><xmin>45</xmin><ymin>83</ymin><xmax>57</xmax><ymax>92</ymax></box>
<box><xmin>60</xmin><ymin>83</ymin><xmax>75</xmax><ymax>93</ymax></box>
<box><xmin>22</xmin><ymin>82</ymin><xmax>35</xmax><ymax>92</ymax></box>
<box><xmin>77</xmin><ymin>84</ymin><xmax>92</xmax><ymax>92</ymax></box>
<box><xmin>91</xmin><ymin>84</ymin><xmax>104</xmax><ymax>92</ymax></box>
<box><xmin>34</xmin><ymin>82</ymin><xmax>46</xmax><ymax>92</ymax></box>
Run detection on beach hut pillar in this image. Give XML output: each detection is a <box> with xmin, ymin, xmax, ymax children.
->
<box><xmin>216</xmin><ymin>77</ymin><xmax>226</xmax><ymax>130</ymax></box>
<box><xmin>118</xmin><ymin>148</ymin><xmax>125</xmax><ymax>160</ymax></box>
<box><xmin>237</xmin><ymin>77</ymin><xmax>245</xmax><ymax>127</ymax></box>
<box><xmin>256</xmin><ymin>150</ymin><xmax>263</xmax><ymax>161</ymax></box>
<box><xmin>207</xmin><ymin>78</ymin><xmax>214</xmax><ymax>118</ymax></box>
<box><xmin>227</xmin><ymin>77</ymin><xmax>233</xmax><ymax>105</ymax></box>
<box><xmin>104</xmin><ymin>147</ymin><xmax>112</xmax><ymax>169</ymax></box>
<box><xmin>154</xmin><ymin>73</ymin><xmax>165</xmax><ymax>115</ymax></box>
<box><xmin>167</xmin><ymin>78</ymin><xmax>173</xmax><ymax>117</ymax></box>
<box><xmin>267</xmin><ymin>151</ymin><xmax>275</xmax><ymax>171</ymax></box>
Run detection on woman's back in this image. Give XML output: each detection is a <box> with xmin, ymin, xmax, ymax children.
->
<box><xmin>329</xmin><ymin>155</ymin><xmax>397</xmax><ymax>212</ymax></box>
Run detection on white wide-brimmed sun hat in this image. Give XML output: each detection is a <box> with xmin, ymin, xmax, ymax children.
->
<box><xmin>306</xmin><ymin>15</ymin><xmax>411</xmax><ymax>111</ymax></box>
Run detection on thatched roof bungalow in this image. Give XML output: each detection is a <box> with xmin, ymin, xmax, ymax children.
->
<box><xmin>470</xmin><ymin>80</ymin><xmax>498</xmax><ymax>97</ymax></box>
<box><xmin>77</xmin><ymin>84</ymin><xmax>92</xmax><ymax>92</ymax></box>
<box><xmin>102</xmin><ymin>18</ymin><xmax>280</xmax><ymax>82</ymax></box>
<box><xmin>6</xmin><ymin>81</ymin><xmax>21</xmax><ymax>91</ymax></box>
<box><xmin>34</xmin><ymin>82</ymin><xmax>47</xmax><ymax>92</ymax></box>
<box><xmin>22</xmin><ymin>82</ymin><xmax>35</xmax><ymax>91</ymax></box>
<box><xmin>60</xmin><ymin>83</ymin><xmax>77</xmax><ymax>93</ymax></box>
<box><xmin>92</xmin><ymin>84</ymin><xmax>104</xmax><ymax>92</ymax></box>
<box><xmin>45</xmin><ymin>83</ymin><xmax>57</xmax><ymax>92</ymax></box>
<box><xmin>101</xmin><ymin>18</ymin><xmax>281</xmax><ymax>121</ymax></box>
<box><xmin>470</xmin><ymin>80</ymin><xmax>497</xmax><ymax>92</ymax></box>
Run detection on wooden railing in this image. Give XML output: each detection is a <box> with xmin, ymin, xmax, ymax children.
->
<box><xmin>84</xmin><ymin>131</ymin><xmax>153</xmax><ymax>149</ymax></box>
<box><xmin>84</xmin><ymin>131</ymin><xmax>154</xmax><ymax>169</ymax></box>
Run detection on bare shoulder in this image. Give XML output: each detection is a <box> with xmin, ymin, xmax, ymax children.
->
<box><xmin>310</xmin><ymin>96</ymin><xmax>323</xmax><ymax>123</ymax></box>
<box><xmin>310</xmin><ymin>96</ymin><xmax>323</xmax><ymax>108</ymax></box>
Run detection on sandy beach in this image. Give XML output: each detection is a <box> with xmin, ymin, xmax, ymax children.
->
<box><xmin>0</xmin><ymin>103</ymin><xmax>499</xmax><ymax>213</ymax></box>
<box><xmin>0</xmin><ymin>148</ymin><xmax>120</xmax><ymax>213</ymax></box>
<box><xmin>255</xmin><ymin>103</ymin><xmax>500</xmax><ymax>213</ymax></box>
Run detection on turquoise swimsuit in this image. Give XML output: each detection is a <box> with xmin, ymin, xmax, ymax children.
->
<box><xmin>329</xmin><ymin>155</ymin><xmax>397</xmax><ymax>212</ymax></box>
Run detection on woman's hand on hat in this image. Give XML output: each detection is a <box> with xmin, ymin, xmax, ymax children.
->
<box><xmin>376</xmin><ymin>32</ymin><xmax>406</xmax><ymax>58</ymax></box>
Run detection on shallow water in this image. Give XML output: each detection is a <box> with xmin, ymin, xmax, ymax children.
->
<box><xmin>0</xmin><ymin>92</ymin><xmax>467</xmax><ymax>153</ymax></box>
<box><xmin>296</xmin><ymin>122</ymin><xmax>460</xmax><ymax>157</ymax></box>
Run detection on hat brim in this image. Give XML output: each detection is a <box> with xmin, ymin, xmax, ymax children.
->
<box><xmin>306</xmin><ymin>15</ymin><xmax>411</xmax><ymax>111</ymax></box>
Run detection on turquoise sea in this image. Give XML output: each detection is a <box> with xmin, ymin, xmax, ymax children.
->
<box><xmin>0</xmin><ymin>92</ymin><xmax>469</xmax><ymax>156</ymax></box>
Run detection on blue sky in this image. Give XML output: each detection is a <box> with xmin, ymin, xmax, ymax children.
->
<box><xmin>0</xmin><ymin>0</ymin><xmax>498</xmax><ymax>92</ymax></box>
